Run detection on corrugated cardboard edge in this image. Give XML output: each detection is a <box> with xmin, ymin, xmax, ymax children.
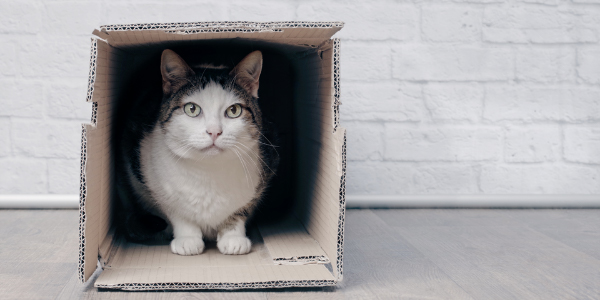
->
<box><xmin>332</xmin><ymin>39</ymin><xmax>341</xmax><ymax>134</ymax></box>
<box><xmin>78</xmin><ymin>37</ymin><xmax>98</xmax><ymax>283</ymax></box>
<box><xmin>95</xmin><ymin>280</ymin><xmax>336</xmax><ymax>291</ymax></box>
<box><xmin>332</xmin><ymin>38</ymin><xmax>346</xmax><ymax>281</ymax></box>
<box><xmin>99</xmin><ymin>21</ymin><xmax>344</xmax><ymax>32</ymax></box>
<box><xmin>273</xmin><ymin>256</ymin><xmax>329</xmax><ymax>265</ymax></box>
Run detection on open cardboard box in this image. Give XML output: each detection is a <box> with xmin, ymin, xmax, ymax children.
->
<box><xmin>78</xmin><ymin>22</ymin><xmax>346</xmax><ymax>290</ymax></box>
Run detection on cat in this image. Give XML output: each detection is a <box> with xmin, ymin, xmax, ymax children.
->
<box><xmin>114</xmin><ymin>49</ymin><xmax>279</xmax><ymax>255</ymax></box>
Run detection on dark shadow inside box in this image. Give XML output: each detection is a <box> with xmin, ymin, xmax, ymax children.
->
<box><xmin>109</xmin><ymin>39</ymin><xmax>324</xmax><ymax>239</ymax></box>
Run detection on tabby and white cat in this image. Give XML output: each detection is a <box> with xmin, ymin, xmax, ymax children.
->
<box><xmin>116</xmin><ymin>49</ymin><xmax>278</xmax><ymax>255</ymax></box>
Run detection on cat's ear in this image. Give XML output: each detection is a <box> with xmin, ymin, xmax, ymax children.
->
<box><xmin>231</xmin><ymin>51</ymin><xmax>262</xmax><ymax>98</ymax></box>
<box><xmin>161</xmin><ymin>49</ymin><xmax>195</xmax><ymax>96</ymax></box>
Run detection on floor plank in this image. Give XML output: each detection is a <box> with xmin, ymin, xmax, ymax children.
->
<box><xmin>374</xmin><ymin>209</ymin><xmax>600</xmax><ymax>300</ymax></box>
<box><xmin>1</xmin><ymin>209</ymin><xmax>599</xmax><ymax>299</ymax></box>
<box><xmin>0</xmin><ymin>210</ymin><xmax>79</xmax><ymax>300</ymax></box>
<box><xmin>509</xmin><ymin>209</ymin><xmax>600</xmax><ymax>261</ymax></box>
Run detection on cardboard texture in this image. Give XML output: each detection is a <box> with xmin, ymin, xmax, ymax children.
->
<box><xmin>79</xmin><ymin>21</ymin><xmax>346</xmax><ymax>290</ymax></box>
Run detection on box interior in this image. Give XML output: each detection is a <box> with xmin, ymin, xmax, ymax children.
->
<box><xmin>79</xmin><ymin>23</ymin><xmax>345</xmax><ymax>290</ymax></box>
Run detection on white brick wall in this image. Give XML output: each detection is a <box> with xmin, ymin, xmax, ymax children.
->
<box><xmin>0</xmin><ymin>0</ymin><xmax>599</xmax><ymax>197</ymax></box>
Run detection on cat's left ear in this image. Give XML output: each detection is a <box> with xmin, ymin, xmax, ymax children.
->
<box><xmin>231</xmin><ymin>51</ymin><xmax>262</xmax><ymax>98</ymax></box>
<box><xmin>161</xmin><ymin>49</ymin><xmax>195</xmax><ymax>96</ymax></box>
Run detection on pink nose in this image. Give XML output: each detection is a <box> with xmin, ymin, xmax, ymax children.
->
<box><xmin>206</xmin><ymin>129</ymin><xmax>222</xmax><ymax>141</ymax></box>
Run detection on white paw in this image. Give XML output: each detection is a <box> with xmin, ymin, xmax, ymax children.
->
<box><xmin>217</xmin><ymin>235</ymin><xmax>252</xmax><ymax>255</ymax></box>
<box><xmin>170</xmin><ymin>236</ymin><xmax>205</xmax><ymax>255</ymax></box>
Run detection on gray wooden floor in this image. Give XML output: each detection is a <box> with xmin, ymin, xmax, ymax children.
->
<box><xmin>1</xmin><ymin>209</ymin><xmax>599</xmax><ymax>299</ymax></box>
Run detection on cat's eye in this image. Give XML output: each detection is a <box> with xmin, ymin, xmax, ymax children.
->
<box><xmin>184</xmin><ymin>103</ymin><xmax>201</xmax><ymax>117</ymax></box>
<box><xmin>226</xmin><ymin>104</ymin><xmax>243</xmax><ymax>118</ymax></box>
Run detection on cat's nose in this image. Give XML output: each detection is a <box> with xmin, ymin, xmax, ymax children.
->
<box><xmin>206</xmin><ymin>128</ymin><xmax>222</xmax><ymax>141</ymax></box>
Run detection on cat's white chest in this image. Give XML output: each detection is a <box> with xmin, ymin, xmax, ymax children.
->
<box><xmin>140</xmin><ymin>130</ymin><xmax>261</xmax><ymax>229</ymax></box>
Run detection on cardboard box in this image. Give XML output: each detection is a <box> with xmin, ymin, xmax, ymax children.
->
<box><xmin>78</xmin><ymin>21</ymin><xmax>346</xmax><ymax>290</ymax></box>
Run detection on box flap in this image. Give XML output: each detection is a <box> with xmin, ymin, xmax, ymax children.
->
<box><xmin>93</xmin><ymin>21</ymin><xmax>344</xmax><ymax>48</ymax></box>
<box><xmin>94</xmin><ymin>233</ymin><xmax>335</xmax><ymax>290</ymax></box>
<box><xmin>95</xmin><ymin>265</ymin><xmax>335</xmax><ymax>290</ymax></box>
<box><xmin>258</xmin><ymin>216</ymin><xmax>329</xmax><ymax>265</ymax></box>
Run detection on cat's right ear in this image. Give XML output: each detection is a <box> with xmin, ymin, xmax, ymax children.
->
<box><xmin>161</xmin><ymin>49</ymin><xmax>195</xmax><ymax>96</ymax></box>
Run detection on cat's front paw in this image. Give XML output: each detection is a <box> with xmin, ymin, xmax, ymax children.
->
<box><xmin>217</xmin><ymin>235</ymin><xmax>252</xmax><ymax>255</ymax></box>
<box><xmin>170</xmin><ymin>236</ymin><xmax>205</xmax><ymax>255</ymax></box>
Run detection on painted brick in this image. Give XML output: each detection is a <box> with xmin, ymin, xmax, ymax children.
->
<box><xmin>392</xmin><ymin>46</ymin><xmax>513</xmax><ymax>81</ymax></box>
<box><xmin>516</xmin><ymin>47</ymin><xmax>575</xmax><ymax>83</ymax></box>
<box><xmin>0</xmin><ymin>157</ymin><xmax>47</xmax><ymax>194</ymax></box>
<box><xmin>341</xmin><ymin>82</ymin><xmax>426</xmax><ymax>122</ymax></box>
<box><xmin>11</xmin><ymin>119</ymin><xmax>82</xmax><ymax>159</ymax></box>
<box><xmin>0</xmin><ymin>1</ymin><xmax>41</xmax><ymax>34</ymax></box>
<box><xmin>344</xmin><ymin>121</ymin><xmax>384</xmax><ymax>161</ymax></box>
<box><xmin>1</xmin><ymin>0</ymin><xmax>600</xmax><ymax>197</ymax></box>
<box><xmin>346</xmin><ymin>161</ymin><xmax>414</xmax><ymax>195</ymax></box>
<box><xmin>18</xmin><ymin>37</ymin><xmax>90</xmax><ymax>78</ymax></box>
<box><xmin>0</xmin><ymin>39</ymin><xmax>17</xmax><ymax>76</ymax></box>
<box><xmin>105</xmin><ymin>3</ymin><xmax>161</xmax><ymax>24</ymax></box>
<box><xmin>230</xmin><ymin>3</ymin><xmax>295</xmax><ymax>21</ymax></box>
<box><xmin>481</xmin><ymin>165</ymin><xmax>600</xmax><ymax>194</ymax></box>
<box><xmin>297</xmin><ymin>3</ymin><xmax>418</xmax><ymax>40</ymax></box>
<box><xmin>421</xmin><ymin>6</ymin><xmax>482</xmax><ymax>42</ymax></box>
<box><xmin>518</xmin><ymin>0</ymin><xmax>559</xmax><ymax>5</ymax></box>
<box><xmin>577</xmin><ymin>47</ymin><xmax>600</xmax><ymax>85</ymax></box>
<box><xmin>564</xmin><ymin>126</ymin><xmax>600</xmax><ymax>164</ymax></box>
<box><xmin>423</xmin><ymin>83</ymin><xmax>484</xmax><ymax>122</ymax></box>
<box><xmin>0</xmin><ymin>80</ymin><xmax>44</xmax><ymax>118</ymax></box>
<box><xmin>484</xmin><ymin>86</ymin><xmax>600</xmax><ymax>122</ymax></box>
<box><xmin>0</xmin><ymin>118</ymin><xmax>10</xmax><ymax>157</ymax></box>
<box><xmin>48</xmin><ymin>158</ymin><xmax>80</xmax><ymax>194</ymax></box>
<box><xmin>43</xmin><ymin>2</ymin><xmax>102</xmax><ymax>36</ymax></box>
<box><xmin>504</xmin><ymin>125</ymin><xmax>560</xmax><ymax>163</ymax></box>
<box><xmin>455</xmin><ymin>0</ymin><xmax>504</xmax><ymax>3</ymax></box>
<box><xmin>163</xmin><ymin>3</ymin><xmax>228</xmax><ymax>22</ymax></box>
<box><xmin>411</xmin><ymin>165</ymin><xmax>479</xmax><ymax>194</ymax></box>
<box><xmin>342</xmin><ymin>43</ymin><xmax>391</xmax><ymax>81</ymax></box>
<box><xmin>483</xmin><ymin>7</ymin><xmax>598</xmax><ymax>43</ymax></box>
<box><xmin>45</xmin><ymin>80</ymin><xmax>92</xmax><ymax>120</ymax></box>
<box><xmin>346</xmin><ymin>162</ymin><xmax>479</xmax><ymax>194</ymax></box>
<box><xmin>384</xmin><ymin>124</ymin><xmax>502</xmax><ymax>161</ymax></box>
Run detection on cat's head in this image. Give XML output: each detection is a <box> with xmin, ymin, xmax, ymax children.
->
<box><xmin>157</xmin><ymin>49</ymin><xmax>263</xmax><ymax>160</ymax></box>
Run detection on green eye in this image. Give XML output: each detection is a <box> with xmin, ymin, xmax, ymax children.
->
<box><xmin>184</xmin><ymin>103</ymin><xmax>201</xmax><ymax>117</ymax></box>
<box><xmin>226</xmin><ymin>104</ymin><xmax>243</xmax><ymax>118</ymax></box>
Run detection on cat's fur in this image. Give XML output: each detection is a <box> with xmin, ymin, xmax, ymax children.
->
<box><xmin>115</xmin><ymin>49</ymin><xmax>278</xmax><ymax>255</ymax></box>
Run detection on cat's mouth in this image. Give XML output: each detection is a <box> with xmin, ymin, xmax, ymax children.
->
<box><xmin>201</xmin><ymin>144</ymin><xmax>223</xmax><ymax>152</ymax></box>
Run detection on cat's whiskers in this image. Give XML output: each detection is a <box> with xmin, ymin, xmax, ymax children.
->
<box><xmin>231</xmin><ymin>148</ymin><xmax>252</xmax><ymax>188</ymax></box>
<box><xmin>234</xmin><ymin>142</ymin><xmax>276</xmax><ymax>176</ymax></box>
<box><xmin>193</xmin><ymin>149</ymin><xmax>209</xmax><ymax>164</ymax></box>
<box><xmin>233</xmin><ymin>144</ymin><xmax>265</xmax><ymax>184</ymax></box>
<box><xmin>257</xmin><ymin>131</ymin><xmax>280</xmax><ymax>158</ymax></box>
<box><xmin>237</xmin><ymin>133</ymin><xmax>280</xmax><ymax>159</ymax></box>
<box><xmin>167</xmin><ymin>143</ymin><xmax>193</xmax><ymax>160</ymax></box>
<box><xmin>174</xmin><ymin>143</ymin><xmax>197</xmax><ymax>164</ymax></box>
<box><xmin>238</xmin><ymin>135</ymin><xmax>280</xmax><ymax>148</ymax></box>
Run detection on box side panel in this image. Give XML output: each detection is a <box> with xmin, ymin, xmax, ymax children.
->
<box><xmin>97</xmin><ymin>21</ymin><xmax>343</xmax><ymax>48</ymax></box>
<box><xmin>78</xmin><ymin>38</ymin><xmax>99</xmax><ymax>283</ymax></box>
<box><xmin>293</xmin><ymin>39</ymin><xmax>345</xmax><ymax>280</ymax></box>
<box><xmin>79</xmin><ymin>38</ymin><xmax>125</xmax><ymax>282</ymax></box>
